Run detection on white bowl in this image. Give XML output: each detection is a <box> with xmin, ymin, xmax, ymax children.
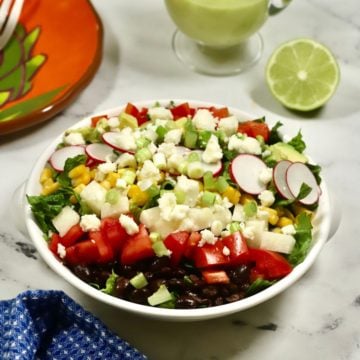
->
<box><xmin>23</xmin><ymin>99</ymin><xmax>337</xmax><ymax>321</ymax></box>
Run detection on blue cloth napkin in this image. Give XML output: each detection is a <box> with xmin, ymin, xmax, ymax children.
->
<box><xmin>0</xmin><ymin>290</ymin><xmax>147</xmax><ymax>360</ymax></box>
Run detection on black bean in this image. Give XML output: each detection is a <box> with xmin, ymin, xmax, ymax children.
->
<box><xmin>225</xmin><ymin>293</ymin><xmax>242</xmax><ymax>303</ymax></box>
<box><xmin>128</xmin><ymin>288</ymin><xmax>152</xmax><ymax>304</ymax></box>
<box><xmin>201</xmin><ymin>286</ymin><xmax>219</xmax><ymax>299</ymax></box>
<box><xmin>113</xmin><ymin>277</ymin><xmax>130</xmax><ymax>298</ymax></box>
<box><xmin>214</xmin><ymin>297</ymin><xmax>224</xmax><ymax>306</ymax></box>
<box><xmin>167</xmin><ymin>278</ymin><xmax>185</xmax><ymax>290</ymax></box>
<box><xmin>228</xmin><ymin>265</ymin><xmax>251</xmax><ymax>285</ymax></box>
<box><xmin>148</xmin><ymin>278</ymin><xmax>166</xmax><ymax>293</ymax></box>
<box><xmin>149</xmin><ymin>257</ymin><xmax>171</xmax><ymax>272</ymax></box>
<box><xmin>176</xmin><ymin>296</ymin><xmax>198</xmax><ymax>309</ymax></box>
<box><xmin>72</xmin><ymin>265</ymin><xmax>93</xmax><ymax>283</ymax></box>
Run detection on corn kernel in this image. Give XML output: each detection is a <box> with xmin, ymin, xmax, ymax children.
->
<box><xmin>223</xmin><ymin>186</ymin><xmax>241</xmax><ymax>205</ymax></box>
<box><xmin>197</xmin><ymin>181</ymin><xmax>204</xmax><ymax>192</ymax></box>
<box><xmin>105</xmin><ymin>172</ymin><xmax>120</xmax><ymax>187</ymax></box>
<box><xmin>275</xmin><ymin>206</ymin><xmax>295</xmax><ymax>221</ymax></box>
<box><xmin>41</xmin><ymin>182</ymin><xmax>60</xmax><ymax>195</ymax></box>
<box><xmin>42</xmin><ymin>178</ymin><xmax>54</xmax><ymax>187</ymax></box>
<box><xmin>68</xmin><ymin>164</ymin><xmax>87</xmax><ymax>179</ymax></box>
<box><xmin>70</xmin><ymin>195</ymin><xmax>78</xmax><ymax>204</ymax></box>
<box><xmin>240</xmin><ymin>193</ymin><xmax>254</xmax><ymax>205</ymax></box>
<box><xmin>73</xmin><ymin>184</ymin><xmax>86</xmax><ymax>194</ymax></box>
<box><xmin>90</xmin><ymin>169</ymin><xmax>97</xmax><ymax>179</ymax></box>
<box><xmin>40</xmin><ymin>168</ymin><xmax>53</xmax><ymax>184</ymax></box>
<box><xmin>71</xmin><ymin>172</ymin><xmax>90</xmax><ymax>187</ymax></box>
<box><xmin>128</xmin><ymin>185</ymin><xmax>149</xmax><ymax>206</ymax></box>
<box><xmin>277</xmin><ymin>216</ymin><xmax>293</xmax><ymax>227</ymax></box>
<box><xmin>100</xmin><ymin>180</ymin><xmax>111</xmax><ymax>190</ymax></box>
<box><xmin>261</xmin><ymin>206</ymin><xmax>279</xmax><ymax>226</ymax></box>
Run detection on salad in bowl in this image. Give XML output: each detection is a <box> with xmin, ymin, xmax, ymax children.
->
<box><xmin>25</xmin><ymin>100</ymin><xmax>331</xmax><ymax>319</ymax></box>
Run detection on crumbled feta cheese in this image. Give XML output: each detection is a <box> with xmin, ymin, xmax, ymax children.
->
<box><xmin>107</xmin><ymin>116</ymin><xmax>120</xmax><ymax>128</ymax></box>
<box><xmin>137</xmin><ymin>160</ymin><xmax>161</xmax><ymax>182</ymax></box>
<box><xmin>80</xmin><ymin>214</ymin><xmax>101</xmax><ymax>232</ymax></box>
<box><xmin>157</xmin><ymin>142</ymin><xmax>177</xmax><ymax>158</ymax></box>
<box><xmin>158</xmin><ymin>192</ymin><xmax>177</xmax><ymax>221</ymax></box>
<box><xmin>217</xmin><ymin>116</ymin><xmax>238</xmax><ymax>136</ymax></box>
<box><xmin>199</xmin><ymin>229</ymin><xmax>217</xmax><ymax>247</ymax></box>
<box><xmin>222</xmin><ymin>246</ymin><xmax>230</xmax><ymax>256</ymax></box>
<box><xmin>167</xmin><ymin>153</ymin><xmax>184</xmax><ymax>172</ymax></box>
<box><xmin>187</xmin><ymin>161</ymin><xmax>204</xmax><ymax>179</ymax></box>
<box><xmin>114</xmin><ymin>127</ymin><xmax>136</xmax><ymax>151</ymax></box>
<box><xmin>164</xmin><ymin>129</ymin><xmax>183</xmax><ymax>145</ymax></box>
<box><xmin>57</xmin><ymin>243</ymin><xmax>66</xmax><ymax>259</ymax></box>
<box><xmin>175</xmin><ymin>175</ymin><xmax>200</xmax><ymax>207</ymax></box>
<box><xmin>202</xmin><ymin>135</ymin><xmax>223</xmax><ymax>163</ymax></box>
<box><xmin>259</xmin><ymin>167</ymin><xmax>273</xmax><ymax>184</ymax></box>
<box><xmin>152</xmin><ymin>152</ymin><xmax>167</xmax><ymax>170</ymax></box>
<box><xmin>258</xmin><ymin>190</ymin><xmax>275</xmax><ymax>207</ymax></box>
<box><xmin>228</xmin><ymin>135</ymin><xmax>262</xmax><ymax>155</ymax></box>
<box><xmin>115</xmin><ymin>178</ymin><xmax>128</xmax><ymax>190</ymax></box>
<box><xmin>170</xmin><ymin>204</ymin><xmax>190</xmax><ymax>221</ymax></box>
<box><xmin>221</xmin><ymin>230</ymin><xmax>231</xmax><ymax>238</ymax></box>
<box><xmin>147</xmin><ymin>142</ymin><xmax>157</xmax><ymax>155</ymax></box>
<box><xmin>192</xmin><ymin>109</ymin><xmax>216</xmax><ymax>131</ymax></box>
<box><xmin>64</xmin><ymin>132</ymin><xmax>85</xmax><ymax>146</ymax></box>
<box><xmin>115</xmin><ymin>153</ymin><xmax>136</xmax><ymax>168</ymax></box>
<box><xmin>148</xmin><ymin>107</ymin><xmax>173</xmax><ymax>121</ymax></box>
<box><xmin>119</xmin><ymin>214</ymin><xmax>139</xmax><ymax>235</ymax></box>
<box><xmin>141</xmin><ymin>124</ymin><xmax>158</xmax><ymax>142</ymax></box>
<box><xmin>281</xmin><ymin>224</ymin><xmax>296</xmax><ymax>235</ymax></box>
<box><xmin>232</xmin><ymin>204</ymin><xmax>245</xmax><ymax>222</ymax></box>
<box><xmin>98</xmin><ymin>162</ymin><xmax>117</xmax><ymax>174</ymax></box>
<box><xmin>211</xmin><ymin>220</ymin><xmax>224</xmax><ymax>236</ymax></box>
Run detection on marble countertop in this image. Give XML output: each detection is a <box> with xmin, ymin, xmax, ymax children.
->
<box><xmin>1</xmin><ymin>0</ymin><xmax>360</xmax><ymax>359</ymax></box>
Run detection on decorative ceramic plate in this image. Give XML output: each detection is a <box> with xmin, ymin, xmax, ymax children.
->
<box><xmin>0</xmin><ymin>0</ymin><xmax>103</xmax><ymax>135</ymax></box>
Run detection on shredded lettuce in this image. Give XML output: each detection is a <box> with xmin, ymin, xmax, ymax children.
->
<box><xmin>246</xmin><ymin>278</ymin><xmax>275</xmax><ymax>296</ymax></box>
<box><xmin>268</xmin><ymin>121</ymin><xmax>283</xmax><ymax>144</ymax></box>
<box><xmin>101</xmin><ymin>271</ymin><xmax>118</xmax><ymax>295</ymax></box>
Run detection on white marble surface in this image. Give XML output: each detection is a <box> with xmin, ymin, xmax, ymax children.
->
<box><xmin>1</xmin><ymin>0</ymin><xmax>360</xmax><ymax>359</ymax></box>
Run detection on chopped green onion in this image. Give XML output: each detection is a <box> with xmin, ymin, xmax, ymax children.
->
<box><xmin>135</xmin><ymin>147</ymin><xmax>152</xmax><ymax>163</ymax></box>
<box><xmin>146</xmin><ymin>184</ymin><xmax>160</xmax><ymax>199</ymax></box>
<box><xmin>184</xmin><ymin>130</ymin><xmax>198</xmax><ymax>149</ymax></box>
<box><xmin>121</xmin><ymin>169</ymin><xmax>136</xmax><ymax>184</ymax></box>
<box><xmin>150</xmin><ymin>232</ymin><xmax>161</xmax><ymax>243</ymax></box>
<box><xmin>130</xmin><ymin>272</ymin><xmax>148</xmax><ymax>289</ymax></box>
<box><xmin>105</xmin><ymin>189</ymin><xmax>120</xmax><ymax>205</ymax></box>
<box><xmin>136</xmin><ymin>137</ymin><xmax>151</xmax><ymax>148</ymax></box>
<box><xmin>244</xmin><ymin>200</ymin><xmax>257</xmax><ymax>218</ymax></box>
<box><xmin>215</xmin><ymin>176</ymin><xmax>228</xmax><ymax>193</ymax></box>
<box><xmin>187</xmin><ymin>152</ymin><xmax>201</xmax><ymax>163</ymax></box>
<box><xmin>203</xmin><ymin>171</ymin><xmax>217</xmax><ymax>191</ymax></box>
<box><xmin>187</xmin><ymin>161</ymin><xmax>204</xmax><ymax>179</ymax></box>
<box><xmin>174</xmin><ymin>189</ymin><xmax>186</xmax><ymax>204</ymax></box>
<box><xmin>200</xmin><ymin>191</ymin><xmax>216</xmax><ymax>207</ymax></box>
<box><xmin>229</xmin><ymin>222</ymin><xmax>241</xmax><ymax>233</ymax></box>
<box><xmin>147</xmin><ymin>284</ymin><xmax>173</xmax><ymax>306</ymax></box>
<box><xmin>152</xmin><ymin>241</ymin><xmax>170</xmax><ymax>257</ymax></box>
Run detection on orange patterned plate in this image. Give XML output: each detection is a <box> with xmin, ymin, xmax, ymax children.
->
<box><xmin>0</xmin><ymin>0</ymin><xmax>103</xmax><ymax>135</ymax></box>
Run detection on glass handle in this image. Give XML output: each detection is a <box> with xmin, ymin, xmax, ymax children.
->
<box><xmin>269</xmin><ymin>0</ymin><xmax>292</xmax><ymax>15</ymax></box>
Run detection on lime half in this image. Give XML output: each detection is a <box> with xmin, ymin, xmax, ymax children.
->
<box><xmin>266</xmin><ymin>38</ymin><xmax>340</xmax><ymax>111</ymax></box>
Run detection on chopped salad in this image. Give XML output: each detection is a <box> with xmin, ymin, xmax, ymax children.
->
<box><xmin>27</xmin><ymin>101</ymin><xmax>322</xmax><ymax>309</ymax></box>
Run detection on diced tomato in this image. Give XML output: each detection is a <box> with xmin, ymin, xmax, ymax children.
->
<box><xmin>49</xmin><ymin>233</ymin><xmax>61</xmax><ymax>255</ymax></box>
<box><xmin>202</xmin><ymin>270</ymin><xmax>230</xmax><ymax>284</ymax></box>
<box><xmin>91</xmin><ymin>115</ymin><xmax>106</xmax><ymax>127</ymax></box>
<box><xmin>222</xmin><ymin>231</ymin><xmax>249</xmax><ymax>265</ymax></box>
<box><xmin>248</xmin><ymin>248</ymin><xmax>292</xmax><ymax>280</ymax></box>
<box><xmin>65</xmin><ymin>240</ymin><xmax>99</xmax><ymax>265</ymax></box>
<box><xmin>120</xmin><ymin>224</ymin><xmax>154</xmax><ymax>265</ymax></box>
<box><xmin>210</xmin><ymin>106</ymin><xmax>230</xmax><ymax>119</ymax></box>
<box><xmin>137</xmin><ymin>107</ymin><xmax>149</xmax><ymax>126</ymax></box>
<box><xmin>59</xmin><ymin>224</ymin><xmax>85</xmax><ymax>247</ymax></box>
<box><xmin>170</xmin><ymin>102</ymin><xmax>192</xmax><ymax>119</ymax></box>
<box><xmin>237</xmin><ymin>120</ymin><xmax>270</xmax><ymax>143</ymax></box>
<box><xmin>124</xmin><ymin>102</ymin><xmax>140</xmax><ymax>118</ymax></box>
<box><xmin>183</xmin><ymin>231</ymin><xmax>201</xmax><ymax>258</ymax></box>
<box><xmin>89</xmin><ymin>231</ymin><xmax>114</xmax><ymax>263</ymax></box>
<box><xmin>193</xmin><ymin>242</ymin><xmax>229</xmax><ymax>268</ymax></box>
<box><xmin>100</xmin><ymin>217</ymin><xmax>128</xmax><ymax>253</ymax></box>
<box><xmin>163</xmin><ymin>231</ymin><xmax>190</xmax><ymax>265</ymax></box>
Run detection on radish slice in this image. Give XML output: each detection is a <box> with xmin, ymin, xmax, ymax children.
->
<box><xmin>49</xmin><ymin>146</ymin><xmax>86</xmax><ymax>172</ymax></box>
<box><xmin>286</xmin><ymin>162</ymin><xmax>320</xmax><ymax>205</ymax></box>
<box><xmin>86</xmin><ymin>143</ymin><xmax>114</xmax><ymax>163</ymax></box>
<box><xmin>193</xmin><ymin>150</ymin><xmax>223</xmax><ymax>176</ymax></box>
<box><xmin>273</xmin><ymin>160</ymin><xmax>294</xmax><ymax>200</ymax></box>
<box><xmin>230</xmin><ymin>154</ymin><xmax>267</xmax><ymax>194</ymax></box>
<box><xmin>102</xmin><ymin>132</ymin><xmax>136</xmax><ymax>154</ymax></box>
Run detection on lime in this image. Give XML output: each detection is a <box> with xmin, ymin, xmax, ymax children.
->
<box><xmin>266</xmin><ymin>38</ymin><xmax>340</xmax><ymax>111</ymax></box>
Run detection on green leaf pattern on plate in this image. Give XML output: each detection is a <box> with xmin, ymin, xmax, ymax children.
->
<box><xmin>0</xmin><ymin>23</ymin><xmax>68</xmax><ymax>123</ymax></box>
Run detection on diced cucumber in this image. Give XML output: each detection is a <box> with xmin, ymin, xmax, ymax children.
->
<box><xmin>184</xmin><ymin>130</ymin><xmax>198</xmax><ymax>149</ymax></box>
<box><xmin>135</xmin><ymin>147</ymin><xmax>152</xmax><ymax>163</ymax></box>
<box><xmin>152</xmin><ymin>241</ymin><xmax>170</xmax><ymax>257</ymax></box>
<box><xmin>229</xmin><ymin>222</ymin><xmax>241</xmax><ymax>233</ymax></box>
<box><xmin>136</xmin><ymin>136</ymin><xmax>151</xmax><ymax>149</ymax></box>
<box><xmin>203</xmin><ymin>171</ymin><xmax>217</xmax><ymax>191</ymax></box>
<box><xmin>200</xmin><ymin>191</ymin><xmax>216</xmax><ymax>207</ymax></box>
<box><xmin>105</xmin><ymin>189</ymin><xmax>120</xmax><ymax>205</ymax></box>
<box><xmin>216</xmin><ymin>176</ymin><xmax>228</xmax><ymax>193</ymax></box>
<box><xmin>119</xmin><ymin>112</ymin><xmax>138</xmax><ymax>129</ymax></box>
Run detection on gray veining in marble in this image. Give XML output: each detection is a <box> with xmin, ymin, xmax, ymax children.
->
<box><xmin>1</xmin><ymin>0</ymin><xmax>360</xmax><ymax>359</ymax></box>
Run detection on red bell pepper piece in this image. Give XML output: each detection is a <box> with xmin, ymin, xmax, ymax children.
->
<box><xmin>163</xmin><ymin>231</ymin><xmax>190</xmax><ymax>265</ymax></box>
<box><xmin>170</xmin><ymin>102</ymin><xmax>192</xmax><ymax>119</ymax></box>
<box><xmin>120</xmin><ymin>224</ymin><xmax>154</xmax><ymax>265</ymax></box>
<box><xmin>65</xmin><ymin>240</ymin><xmax>100</xmax><ymax>265</ymax></box>
<box><xmin>248</xmin><ymin>248</ymin><xmax>292</xmax><ymax>280</ymax></box>
<box><xmin>210</xmin><ymin>106</ymin><xmax>230</xmax><ymax>119</ymax></box>
<box><xmin>124</xmin><ymin>102</ymin><xmax>140</xmax><ymax>118</ymax></box>
<box><xmin>237</xmin><ymin>121</ymin><xmax>270</xmax><ymax>143</ymax></box>
<box><xmin>91</xmin><ymin>115</ymin><xmax>107</xmax><ymax>127</ymax></box>
<box><xmin>202</xmin><ymin>270</ymin><xmax>230</xmax><ymax>284</ymax></box>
